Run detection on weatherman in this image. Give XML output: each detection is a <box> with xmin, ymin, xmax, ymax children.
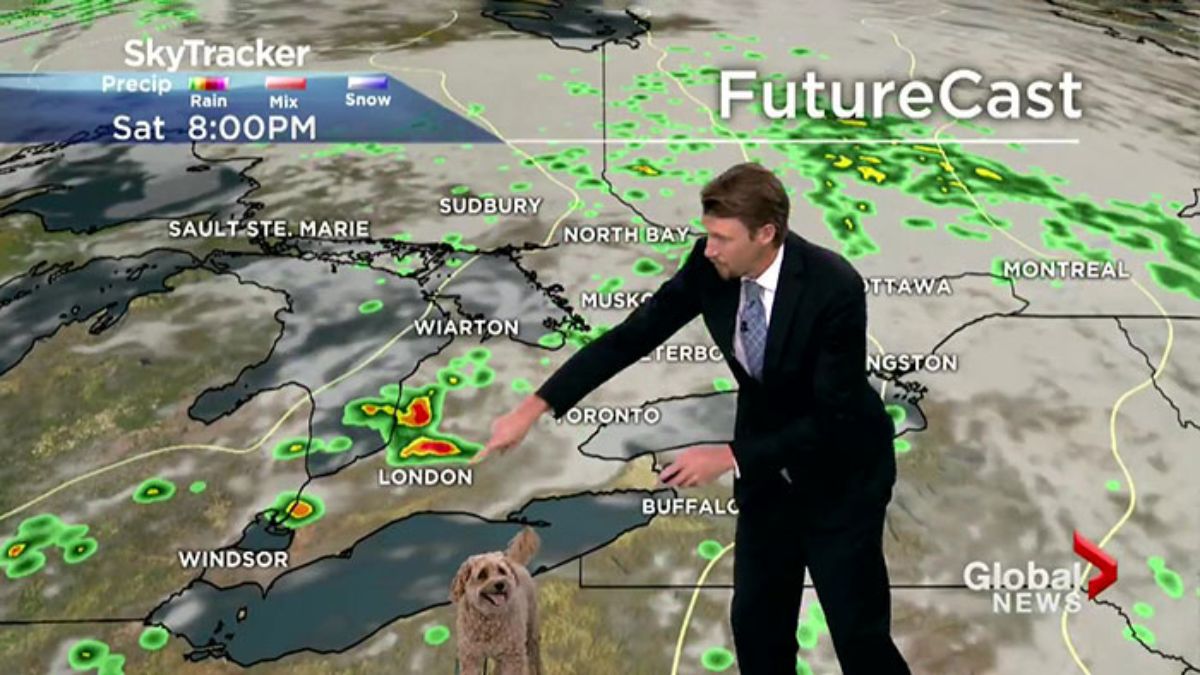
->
<box><xmin>479</xmin><ymin>162</ymin><xmax>910</xmax><ymax>674</ymax></box>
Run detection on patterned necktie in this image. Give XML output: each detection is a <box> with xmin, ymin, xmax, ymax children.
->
<box><xmin>740</xmin><ymin>279</ymin><xmax>767</xmax><ymax>380</ymax></box>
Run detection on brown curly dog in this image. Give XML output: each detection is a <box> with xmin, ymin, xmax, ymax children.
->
<box><xmin>450</xmin><ymin>526</ymin><xmax>542</xmax><ymax>675</ymax></box>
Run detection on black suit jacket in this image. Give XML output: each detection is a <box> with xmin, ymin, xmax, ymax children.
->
<box><xmin>538</xmin><ymin>231</ymin><xmax>897</xmax><ymax>520</ymax></box>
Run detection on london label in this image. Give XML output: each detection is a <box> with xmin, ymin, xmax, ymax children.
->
<box><xmin>377</xmin><ymin>467</ymin><xmax>474</xmax><ymax>487</ymax></box>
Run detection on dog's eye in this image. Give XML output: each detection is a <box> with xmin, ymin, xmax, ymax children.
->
<box><xmin>476</xmin><ymin>568</ymin><xmax>487</xmax><ymax>580</ymax></box>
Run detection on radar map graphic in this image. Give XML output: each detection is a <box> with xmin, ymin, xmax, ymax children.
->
<box><xmin>0</xmin><ymin>1</ymin><xmax>1197</xmax><ymax>674</ymax></box>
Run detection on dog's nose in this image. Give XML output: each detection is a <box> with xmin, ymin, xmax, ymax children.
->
<box><xmin>492</xmin><ymin>580</ymin><xmax>507</xmax><ymax>592</ymax></box>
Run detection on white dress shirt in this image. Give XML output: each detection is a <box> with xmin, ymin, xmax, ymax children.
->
<box><xmin>729</xmin><ymin>244</ymin><xmax>784</xmax><ymax>480</ymax></box>
<box><xmin>734</xmin><ymin>244</ymin><xmax>784</xmax><ymax>372</ymax></box>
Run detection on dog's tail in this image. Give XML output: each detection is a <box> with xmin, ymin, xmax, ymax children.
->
<box><xmin>505</xmin><ymin>526</ymin><xmax>540</xmax><ymax>566</ymax></box>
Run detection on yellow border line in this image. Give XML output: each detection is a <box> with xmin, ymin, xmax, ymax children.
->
<box><xmin>0</xmin><ymin>10</ymin><xmax>604</xmax><ymax>523</ymax></box>
<box><xmin>368</xmin><ymin>56</ymin><xmax>581</xmax><ymax>247</ymax></box>
<box><xmin>648</xmin><ymin>29</ymin><xmax>889</xmax><ymax>397</ymax></box>
<box><xmin>859</xmin><ymin>19</ymin><xmax>1175</xmax><ymax>673</ymax></box>
<box><xmin>671</xmin><ymin>542</ymin><xmax>736</xmax><ymax>675</ymax></box>
<box><xmin>0</xmin><ymin>10</ymin><xmax>574</xmax><ymax>525</ymax></box>
<box><xmin>0</xmin><ymin>256</ymin><xmax>479</xmax><ymax>524</ymax></box>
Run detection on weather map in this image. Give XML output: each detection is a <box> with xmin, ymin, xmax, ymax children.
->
<box><xmin>0</xmin><ymin>1</ymin><xmax>1198</xmax><ymax>674</ymax></box>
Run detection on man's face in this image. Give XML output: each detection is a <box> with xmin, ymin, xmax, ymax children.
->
<box><xmin>702</xmin><ymin>214</ymin><xmax>776</xmax><ymax>280</ymax></box>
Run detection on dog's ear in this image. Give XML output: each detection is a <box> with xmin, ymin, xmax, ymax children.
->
<box><xmin>450</xmin><ymin>557</ymin><xmax>473</xmax><ymax>603</ymax></box>
<box><xmin>505</xmin><ymin>527</ymin><xmax>540</xmax><ymax>566</ymax></box>
<box><xmin>500</xmin><ymin>559</ymin><xmax>519</xmax><ymax>586</ymax></box>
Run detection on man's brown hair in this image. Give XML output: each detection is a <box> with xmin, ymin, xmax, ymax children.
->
<box><xmin>700</xmin><ymin>162</ymin><xmax>789</xmax><ymax>246</ymax></box>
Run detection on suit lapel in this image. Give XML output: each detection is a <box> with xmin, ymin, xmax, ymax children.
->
<box><xmin>762</xmin><ymin>233</ymin><xmax>807</xmax><ymax>381</ymax></box>
<box><xmin>709</xmin><ymin>277</ymin><xmax>740</xmax><ymax>363</ymax></box>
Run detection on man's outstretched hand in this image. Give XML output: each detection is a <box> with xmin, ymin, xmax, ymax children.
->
<box><xmin>659</xmin><ymin>444</ymin><xmax>737</xmax><ymax>487</ymax></box>
<box><xmin>473</xmin><ymin>394</ymin><xmax>550</xmax><ymax>464</ymax></box>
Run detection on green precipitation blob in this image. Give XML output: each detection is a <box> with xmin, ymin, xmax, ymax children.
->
<box><xmin>885</xmin><ymin>403</ymin><xmax>907</xmax><ymax>427</ymax></box>
<box><xmin>511</xmin><ymin>377</ymin><xmax>534</xmax><ymax>393</ymax></box>
<box><xmin>597</xmin><ymin>276</ymin><xmax>625</xmax><ymax>294</ymax></box>
<box><xmin>1</xmin><ymin>1</ymin><xmax>187</xmax><ymax>35</ymax></box>
<box><xmin>470</xmin><ymin>367</ymin><xmax>496</xmax><ymax>388</ymax></box>
<box><xmin>393</xmin><ymin>252</ymin><xmax>419</xmax><ymax>276</ymax></box>
<box><xmin>424</xmin><ymin>624</ymin><xmax>452</xmax><ymax>646</ymax></box>
<box><xmin>66</xmin><ymin>638</ymin><xmax>112</xmax><ymax>670</ymax></box>
<box><xmin>633</xmin><ymin>257</ymin><xmax>664</xmax><ymax>276</ymax></box>
<box><xmin>358</xmin><ymin>299</ymin><xmax>384</xmax><ymax>314</ymax></box>
<box><xmin>342</xmin><ymin>382</ymin><xmax>482</xmax><ymax>466</ymax></box>
<box><xmin>96</xmin><ymin>654</ymin><xmax>125</xmax><ymax>675</ymax></box>
<box><xmin>903</xmin><ymin>216</ymin><xmax>937</xmax><ymax>230</ymax></box>
<box><xmin>138</xmin><ymin>625</ymin><xmax>171</xmax><ymax>651</ymax></box>
<box><xmin>263</xmin><ymin>491</ymin><xmax>326</xmax><ymax>529</ymax></box>
<box><xmin>893</xmin><ymin>438</ymin><xmax>912</xmax><ymax>454</ymax></box>
<box><xmin>697</xmin><ymin>539</ymin><xmax>725</xmax><ymax>560</ymax></box>
<box><xmin>1104</xmin><ymin>479</ymin><xmax>1122</xmax><ymax>492</ymax></box>
<box><xmin>438</xmin><ymin>347</ymin><xmax>495</xmax><ymax>391</ymax></box>
<box><xmin>189</xmin><ymin>480</ymin><xmax>207</xmax><ymax>494</ymax></box>
<box><xmin>1147</xmin><ymin>556</ymin><xmax>1185</xmax><ymax>599</ymax></box>
<box><xmin>561</xmin><ymin>48</ymin><xmax>1200</xmax><ymax>302</ymax></box>
<box><xmin>538</xmin><ymin>320</ymin><xmax>613</xmax><ymax>352</ymax></box>
<box><xmin>442</xmin><ymin>231</ymin><xmax>478</xmax><ymax>253</ymax></box>
<box><xmin>796</xmin><ymin>656</ymin><xmax>815</xmax><ymax>675</ymax></box>
<box><xmin>1132</xmin><ymin>601</ymin><xmax>1155</xmax><ymax>618</ymax></box>
<box><xmin>1122</xmin><ymin>623</ymin><xmax>1157</xmax><ymax>647</ymax></box>
<box><xmin>307</xmin><ymin>142</ymin><xmax>406</xmax><ymax>161</ymax></box>
<box><xmin>132</xmin><ymin>477</ymin><xmax>176</xmax><ymax>504</ymax></box>
<box><xmin>700</xmin><ymin>646</ymin><xmax>736</xmax><ymax>671</ymax></box>
<box><xmin>271</xmin><ymin>436</ymin><xmax>354</xmax><ymax>462</ymax></box>
<box><xmin>62</xmin><ymin>537</ymin><xmax>99</xmax><ymax>565</ymax></box>
<box><xmin>1</xmin><ymin>512</ymin><xmax>101</xmax><ymax>579</ymax></box>
<box><xmin>795</xmin><ymin>603</ymin><xmax>828</xmax><ymax>650</ymax></box>
<box><xmin>135</xmin><ymin>3</ymin><xmax>201</xmax><ymax>32</ymax></box>
<box><xmin>713</xmin><ymin>377</ymin><xmax>734</xmax><ymax>392</ymax></box>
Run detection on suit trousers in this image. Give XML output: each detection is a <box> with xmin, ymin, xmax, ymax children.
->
<box><xmin>729</xmin><ymin>491</ymin><xmax>910</xmax><ymax>674</ymax></box>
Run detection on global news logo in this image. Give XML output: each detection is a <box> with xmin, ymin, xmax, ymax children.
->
<box><xmin>963</xmin><ymin>531</ymin><xmax>1117</xmax><ymax>614</ymax></box>
<box><xmin>963</xmin><ymin>561</ymin><xmax>1085</xmax><ymax>614</ymax></box>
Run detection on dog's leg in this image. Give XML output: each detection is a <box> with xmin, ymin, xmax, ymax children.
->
<box><xmin>525</xmin><ymin>631</ymin><xmax>542</xmax><ymax>675</ymax></box>
<box><xmin>493</xmin><ymin>654</ymin><xmax>527</xmax><ymax>675</ymax></box>
<box><xmin>459</xmin><ymin>653</ymin><xmax>484</xmax><ymax>675</ymax></box>
<box><xmin>526</xmin><ymin>610</ymin><xmax>542</xmax><ymax>675</ymax></box>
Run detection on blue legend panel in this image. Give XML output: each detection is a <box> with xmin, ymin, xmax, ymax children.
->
<box><xmin>0</xmin><ymin>72</ymin><xmax>500</xmax><ymax>144</ymax></box>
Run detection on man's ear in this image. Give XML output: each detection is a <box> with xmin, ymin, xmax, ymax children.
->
<box><xmin>756</xmin><ymin>222</ymin><xmax>778</xmax><ymax>245</ymax></box>
<box><xmin>450</xmin><ymin>558</ymin><xmax>473</xmax><ymax>602</ymax></box>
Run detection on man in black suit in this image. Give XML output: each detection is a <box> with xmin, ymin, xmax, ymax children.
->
<box><xmin>479</xmin><ymin>162</ymin><xmax>910</xmax><ymax>674</ymax></box>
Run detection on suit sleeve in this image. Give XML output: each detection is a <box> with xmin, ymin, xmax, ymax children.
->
<box><xmin>536</xmin><ymin>237</ymin><xmax>707</xmax><ymax>417</ymax></box>
<box><xmin>728</xmin><ymin>278</ymin><xmax>868</xmax><ymax>480</ymax></box>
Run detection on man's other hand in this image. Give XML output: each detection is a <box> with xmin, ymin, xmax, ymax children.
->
<box><xmin>659</xmin><ymin>444</ymin><xmax>736</xmax><ymax>487</ymax></box>
<box><xmin>473</xmin><ymin>394</ymin><xmax>550</xmax><ymax>464</ymax></box>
